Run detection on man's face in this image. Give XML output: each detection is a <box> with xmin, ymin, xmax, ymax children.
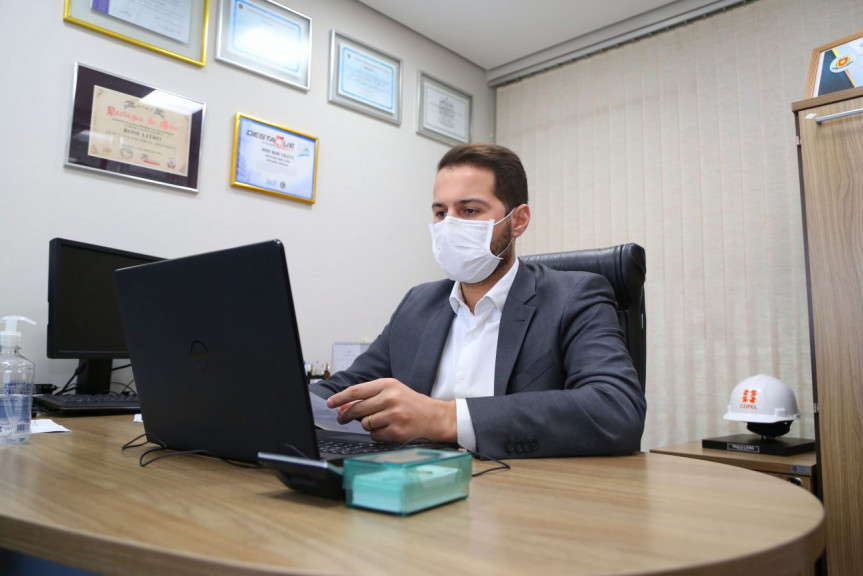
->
<box><xmin>432</xmin><ymin>164</ymin><xmax>506</xmax><ymax>222</ymax></box>
<box><xmin>432</xmin><ymin>164</ymin><xmax>513</xmax><ymax>264</ymax></box>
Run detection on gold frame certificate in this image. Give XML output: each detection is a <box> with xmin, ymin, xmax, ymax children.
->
<box><xmin>65</xmin><ymin>63</ymin><xmax>205</xmax><ymax>192</ymax></box>
<box><xmin>231</xmin><ymin>114</ymin><xmax>318</xmax><ymax>204</ymax></box>
<box><xmin>64</xmin><ymin>0</ymin><xmax>209</xmax><ymax>67</ymax></box>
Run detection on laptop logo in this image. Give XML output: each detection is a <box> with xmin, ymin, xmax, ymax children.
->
<box><xmin>190</xmin><ymin>340</ymin><xmax>211</xmax><ymax>371</ymax></box>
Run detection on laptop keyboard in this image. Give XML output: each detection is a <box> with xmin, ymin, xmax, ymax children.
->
<box><xmin>317</xmin><ymin>439</ymin><xmax>404</xmax><ymax>455</ymax></box>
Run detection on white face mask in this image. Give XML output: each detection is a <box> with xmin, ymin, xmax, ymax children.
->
<box><xmin>429</xmin><ymin>210</ymin><xmax>513</xmax><ymax>283</ymax></box>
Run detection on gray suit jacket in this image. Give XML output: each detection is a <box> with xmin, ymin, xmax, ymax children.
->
<box><xmin>311</xmin><ymin>260</ymin><xmax>646</xmax><ymax>459</ymax></box>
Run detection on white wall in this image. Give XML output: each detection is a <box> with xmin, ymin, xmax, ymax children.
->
<box><xmin>0</xmin><ymin>1</ymin><xmax>493</xmax><ymax>389</ymax></box>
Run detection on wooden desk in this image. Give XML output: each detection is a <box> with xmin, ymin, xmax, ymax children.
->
<box><xmin>0</xmin><ymin>416</ymin><xmax>823</xmax><ymax>576</ymax></box>
<box><xmin>651</xmin><ymin>440</ymin><xmax>820</xmax><ymax>576</ymax></box>
<box><xmin>651</xmin><ymin>440</ymin><xmax>817</xmax><ymax>493</ymax></box>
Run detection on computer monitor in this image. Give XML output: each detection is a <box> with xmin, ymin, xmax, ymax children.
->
<box><xmin>47</xmin><ymin>238</ymin><xmax>162</xmax><ymax>394</ymax></box>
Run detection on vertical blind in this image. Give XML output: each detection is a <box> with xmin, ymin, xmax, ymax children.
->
<box><xmin>496</xmin><ymin>0</ymin><xmax>863</xmax><ymax>449</ymax></box>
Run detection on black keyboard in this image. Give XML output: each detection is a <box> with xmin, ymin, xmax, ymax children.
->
<box><xmin>317</xmin><ymin>439</ymin><xmax>404</xmax><ymax>456</ymax></box>
<box><xmin>34</xmin><ymin>393</ymin><xmax>140</xmax><ymax>415</ymax></box>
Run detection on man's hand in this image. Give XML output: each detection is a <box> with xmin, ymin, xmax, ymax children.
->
<box><xmin>326</xmin><ymin>378</ymin><xmax>457</xmax><ymax>444</ymax></box>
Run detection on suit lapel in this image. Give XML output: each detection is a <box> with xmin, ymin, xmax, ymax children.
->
<box><xmin>410</xmin><ymin>297</ymin><xmax>455</xmax><ymax>395</ymax></box>
<box><xmin>494</xmin><ymin>262</ymin><xmax>536</xmax><ymax>396</ymax></box>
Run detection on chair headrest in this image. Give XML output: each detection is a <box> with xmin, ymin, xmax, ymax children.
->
<box><xmin>522</xmin><ymin>244</ymin><xmax>645</xmax><ymax>310</ymax></box>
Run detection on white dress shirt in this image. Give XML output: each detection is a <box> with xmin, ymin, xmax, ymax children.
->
<box><xmin>430</xmin><ymin>259</ymin><xmax>519</xmax><ymax>452</ymax></box>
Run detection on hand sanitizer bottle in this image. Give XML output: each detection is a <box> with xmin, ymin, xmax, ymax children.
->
<box><xmin>1</xmin><ymin>316</ymin><xmax>37</xmax><ymax>445</ymax></box>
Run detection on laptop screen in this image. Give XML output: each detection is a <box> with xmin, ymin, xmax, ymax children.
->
<box><xmin>114</xmin><ymin>240</ymin><xmax>320</xmax><ymax>462</ymax></box>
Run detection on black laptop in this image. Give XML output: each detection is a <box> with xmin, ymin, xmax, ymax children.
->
<box><xmin>114</xmin><ymin>239</ymin><xmax>394</xmax><ymax>465</ymax></box>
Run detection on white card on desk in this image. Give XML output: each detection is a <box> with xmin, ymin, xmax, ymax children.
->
<box><xmin>31</xmin><ymin>419</ymin><xmax>71</xmax><ymax>434</ymax></box>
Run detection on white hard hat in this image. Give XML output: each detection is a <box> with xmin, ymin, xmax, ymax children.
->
<box><xmin>724</xmin><ymin>374</ymin><xmax>800</xmax><ymax>423</ymax></box>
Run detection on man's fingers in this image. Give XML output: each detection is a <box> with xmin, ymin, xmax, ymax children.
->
<box><xmin>327</xmin><ymin>381</ymin><xmax>380</xmax><ymax>408</ymax></box>
<box><xmin>337</xmin><ymin>400</ymin><xmax>360</xmax><ymax>413</ymax></box>
<box><xmin>327</xmin><ymin>379</ymin><xmax>409</xmax><ymax>425</ymax></box>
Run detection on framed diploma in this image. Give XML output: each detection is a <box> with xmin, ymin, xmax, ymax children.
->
<box><xmin>231</xmin><ymin>114</ymin><xmax>318</xmax><ymax>204</ymax></box>
<box><xmin>417</xmin><ymin>72</ymin><xmax>472</xmax><ymax>146</ymax></box>
<box><xmin>65</xmin><ymin>63</ymin><xmax>205</xmax><ymax>192</ymax></box>
<box><xmin>328</xmin><ymin>30</ymin><xmax>402</xmax><ymax>125</ymax></box>
<box><xmin>216</xmin><ymin>0</ymin><xmax>312</xmax><ymax>90</ymax></box>
<box><xmin>64</xmin><ymin>0</ymin><xmax>209</xmax><ymax>66</ymax></box>
<box><xmin>806</xmin><ymin>31</ymin><xmax>863</xmax><ymax>98</ymax></box>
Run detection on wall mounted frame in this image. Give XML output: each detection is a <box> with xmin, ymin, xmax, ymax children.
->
<box><xmin>216</xmin><ymin>0</ymin><xmax>312</xmax><ymax>90</ymax></box>
<box><xmin>64</xmin><ymin>0</ymin><xmax>209</xmax><ymax>66</ymax></box>
<box><xmin>231</xmin><ymin>113</ymin><xmax>318</xmax><ymax>204</ymax></box>
<box><xmin>416</xmin><ymin>72</ymin><xmax>472</xmax><ymax>146</ymax></box>
<box><xmin>806</xmin><ymin>31</ymin><xmax>863</xmax><ymax>98</ymax></box>
<box><xmin>65</xmin><ymin>63</ymin><xmax>205</xmax><ymax>193</ymax></box>
<box><xmin>328</xmin><ymin>30</ymin><xmax>402</xmax><ymax>125</ymax></box>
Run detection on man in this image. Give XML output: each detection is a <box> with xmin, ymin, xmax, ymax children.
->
<box><xmin>311</xmin><ymin>143</ymin><xmax>645</xmax><ymax>458</ymax></box>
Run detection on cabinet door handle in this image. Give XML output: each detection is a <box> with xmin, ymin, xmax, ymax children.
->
<box><xmin>815</xmin><ymin>106</ymin><xmax>863</xmax><ymax>124</ymax></box>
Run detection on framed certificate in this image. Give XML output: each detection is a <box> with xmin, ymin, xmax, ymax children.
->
<box><xmin>216</xmin><ymin>0</ymin><xmax>312</xmax><ymax>90</ymax></box>
<box><xmin>417</xmin><ymin>72</ymin><xmax>472</xmax><ymax>146</ymax></box>
<box><xmin>64</xmin><ymin>0</ymin><xmax>209</xmax><ymax>66</ymax></box>
<box><xmin>806</xmin><ymin>31</ymin><xmax>863</xmax><ymax>98</ymax></box>
<box><xmin>328</xmin><ymin>30</ymin><xmax>402</xmax><ymax>125</ymax></box>
<box><xmin>65</xmin><ymin>63</ymin><xmax>205</xmax><ymax>192</ymax></box>
<box><xmin>231</xmin><ymin>114</ymin><xmax>318</xmax><ymax>204</ymax></box>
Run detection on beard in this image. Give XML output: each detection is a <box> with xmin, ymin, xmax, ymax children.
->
<box><xmin>491</xmin><ymin>219</ymin><xmax>513</xmax><ymax>259</ymax></box>
<box><xmin>483</xmin><ymin>219</ymin><xmax>514</xmax><ymax>280</ymax></box>
<box><xmin>457</xmin><ymin>217</ymin><xmax>516</xmax><ymax>287</ymax></box>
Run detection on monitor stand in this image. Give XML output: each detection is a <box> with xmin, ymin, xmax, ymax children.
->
<box><xmin>75</xmin><ymin>359</ymin><xmax>113</xmax><ymax>395</ymax></box>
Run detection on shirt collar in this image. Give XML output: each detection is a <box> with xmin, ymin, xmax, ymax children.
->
<box><xmin>448</xmin><ymin>258</ymin><xmax>520</xmax><ymax>314</ymax></box>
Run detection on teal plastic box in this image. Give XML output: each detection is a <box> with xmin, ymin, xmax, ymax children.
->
<box><xmin>343</xmin><ymin>448</ymin><xmax>471</xmax><ymax>515</ymax></box>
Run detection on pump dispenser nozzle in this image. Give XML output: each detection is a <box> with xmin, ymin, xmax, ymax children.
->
<box><xmin>0</xmin><ymin>316</ymin><xmax>36</xmax><ymax>348</ymax></box>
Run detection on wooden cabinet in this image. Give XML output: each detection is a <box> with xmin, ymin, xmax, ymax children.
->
<box><xmin>793</xmin><ymin>86</ymin><xmax>863</xmax><ymax>576</ymax></box>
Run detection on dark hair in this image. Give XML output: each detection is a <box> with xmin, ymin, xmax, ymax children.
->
<box><xmin>437</xmin><ymin>143</ymin><xmax>528</xmax><ymax>211</ymax></box>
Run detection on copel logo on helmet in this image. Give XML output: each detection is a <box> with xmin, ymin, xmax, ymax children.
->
<box><xmin>740</xmin><ymin>389</ymin><xmax>758</xmax><ymax>409</ymax></box>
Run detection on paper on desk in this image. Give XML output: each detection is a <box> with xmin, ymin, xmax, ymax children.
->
<box><xmin>309</xmin><ymin>392</ymin><xmax>365</xmax><ymax>433</ymax></box>
<box><xmin>130</xmin><ymin>395</ymin><xmax>364</xmax><ymax>432</ymax></box>
<box><xmin>31</xmin><ymin>419</ymin><xmax>71</xmax><ymax>433</ymax></box>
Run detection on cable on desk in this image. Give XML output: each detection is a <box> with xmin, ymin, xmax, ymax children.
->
<box><xmin>467</xmin><ymin>452</ymin><xmax>510</xmax><ymax>477</ymax></box>
<box><xmin>401</xmin><ymin>437</ymin><xmax>511</xmax><ymax>477</ymax></box>
<box><xmin>121</xmin><ymin>434</ymin><xmax>510</xmax><ymax>474</ymax></box>
<box><xmin>138</xmin><ymin>446</ymin><xmax>212</xmax><ymax>467</ymax></box>
<box><xmin>122</xmin><ymin>432</ymin><xmax>150</xmax><ymax>450</ymax></box>
<box><xmin>122</xmin><ymin>433</ymin><xmax>260</xmax><ymax>468</ymax></box>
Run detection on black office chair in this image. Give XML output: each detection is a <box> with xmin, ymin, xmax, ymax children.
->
<box><xmin>521</xmin><ymin>244</ymin><xmax>646</xmax><ymax>392</ymax></box>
